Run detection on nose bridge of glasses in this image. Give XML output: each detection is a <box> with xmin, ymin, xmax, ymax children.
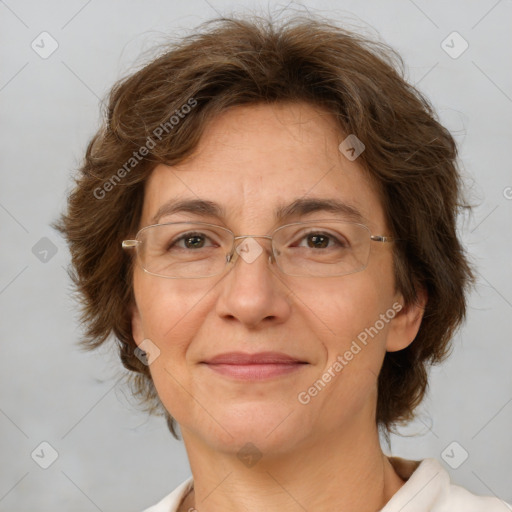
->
<box><xmin>233</xmin><ymin>234</ymin><xmax>273</xmax><ymax>243</ymax></box>
<box><xmin>227</xmin><ymin>234</ymin><xmax>275</xmax><ymax>265</ymax></box>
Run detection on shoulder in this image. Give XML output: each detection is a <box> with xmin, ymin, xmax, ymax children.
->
<box><xmin>383</xmin><ymin>457</ymin><xmax>510</xmax><ymax>512</ymax></box>
<box><xmin>439</xmin><ymin>482</ymin><xmax>511</xmax><ymax>512</ymax></box>
<box><xmin>141</xmin><ymin>476</ymin><xmax>194</xmax><ymax>512</ymax></box>
<box><xmin>141</xmin><ymin>461</ymin><xmax>511</xmax><ymax>512</ymax></box>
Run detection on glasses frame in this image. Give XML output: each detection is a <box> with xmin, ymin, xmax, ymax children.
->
<box><xmin>122</xmin><ymin>219</ymin><xmax>394</xmax><ymax>279</ymax></box>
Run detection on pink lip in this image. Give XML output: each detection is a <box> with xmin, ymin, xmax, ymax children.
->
<box><xmin>201</xmin><ymin>352</ymin><xmax>308</xmax><ymax>380</ymax></box>
<box><xmin>203</xmin><ymin>351</ymin><xmax>304</xmax><ymax>365</ymax></box>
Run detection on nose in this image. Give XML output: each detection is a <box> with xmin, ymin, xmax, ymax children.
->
<box><xmin>226</xmin><ymin>235</ymin><xmax>274</xmax><ymax>266</ymax></box>
<box><xmin>215</xmin><ymin>236</ymin><xmax>292</xmax><ymax>329</ymax></box>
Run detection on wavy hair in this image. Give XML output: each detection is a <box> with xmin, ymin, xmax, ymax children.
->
<box><xmin>55</xmin><ymin>13</ymin><xmax>474</xmax><ymax>439</ymax></box>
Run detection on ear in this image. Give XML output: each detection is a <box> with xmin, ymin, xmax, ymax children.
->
<box><xmin>130</xmin><ymin>302</ymin><xmax>145</xmax><ymax>346</ymax></box>
<box><xmin>385</xmin><ymin>288</ymin><xmax>427</xmax><ymax>352</ymax></box>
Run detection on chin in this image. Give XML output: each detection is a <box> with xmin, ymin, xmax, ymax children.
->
<box><xmin>184</xmin><ymin>402</ymin><xmax>310</xmax><ymax>455</ymax></box>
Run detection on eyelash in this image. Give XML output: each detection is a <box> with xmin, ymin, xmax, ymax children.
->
<box><xmin>169</xmin><ymin>230</ymin><xmax>347</xmax><ymax>250</ymax></box>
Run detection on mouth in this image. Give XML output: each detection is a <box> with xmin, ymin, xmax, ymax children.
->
<box><xmin>200</xmin><ymin>352</ymin><xmax>308</xmax><ymax>380</ymax></box>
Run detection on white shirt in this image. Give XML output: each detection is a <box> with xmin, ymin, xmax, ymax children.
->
<box><xmin>142</xmin><ymin>457</ymin><xmax>511</xmax><ymax>512</ymax></box>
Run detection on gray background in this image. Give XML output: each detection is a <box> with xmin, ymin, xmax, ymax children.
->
<box><xmin>1</xmin><ymin>0</ymin><xmax>511</xmax><ymax>510</ymax></box>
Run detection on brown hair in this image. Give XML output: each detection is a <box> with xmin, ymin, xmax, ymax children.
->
<box><xmin>54</xmin><ymin>13</ymin><xmax>474</xmax><ymax>439</ymax></box>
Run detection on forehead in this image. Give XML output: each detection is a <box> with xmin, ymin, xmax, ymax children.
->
<box><xmin>140</xmin><ymin>102</ymin><xmax>386</xmax><ymax>232</ymax></box>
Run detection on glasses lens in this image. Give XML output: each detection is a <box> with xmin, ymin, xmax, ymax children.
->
<box><xmin>137</xmin><ymin>223</ymin><xmax>233</xmax><ymax>278</ymax></box>
<box><xmin>273</xmin><ymin>220</ymin><xmax>371</xmax><ymax>277</ymax></box>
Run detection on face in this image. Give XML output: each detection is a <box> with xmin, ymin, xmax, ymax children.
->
<box><xmin>131</xmin><ymin>102</ymin><xmax>420</xmax><ymax>457</ymax></box>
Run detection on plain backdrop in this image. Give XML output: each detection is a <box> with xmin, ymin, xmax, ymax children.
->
<box><xmin>1</xmin><ymin>0</ymin><xmax>511</xmax><ymax>510</ymax></box>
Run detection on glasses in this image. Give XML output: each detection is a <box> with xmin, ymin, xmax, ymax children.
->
<box><xmin>122</xmin><ymin>220</ymin><xmax>394</xmax><ymax>279</ymax></box>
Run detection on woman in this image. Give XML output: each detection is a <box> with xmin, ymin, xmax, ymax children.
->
<box><xmin>55</xmin><ymin>13</ymin><xmax>510</xmax><ymax>512</ymax></box>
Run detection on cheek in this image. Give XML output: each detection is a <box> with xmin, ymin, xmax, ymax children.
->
<box><xmin>132</xmin><ymin>270</ymin><xmax>231</xmax><ymax>371</ymax></box>
<box><xmin>295</xmin><ymin>273</ymin><xmax>389</xmax><ymax>345</ymax></box>
<box><xmin>132</xmin><ymin>271</ymin><xmax>219</xmax><ymax>371</ymax></box>
<box><xmin>132</xmin><ymin>271</ymin><xmax>216</xmax><ymax>424</ymax></box>
<box><xmin>134</xmin><ymin>270</ymin><xmax>212</xmax><ymax>335</ymax></box>
<box><xmin>321</xmin><ymin>257</ymin><xmax>397</xmax><ymax>384</ymax></box>
<box><xmin>299</xmin><ymin>270</ymin><xmax>394</xmax><ymax>405</ymax></box>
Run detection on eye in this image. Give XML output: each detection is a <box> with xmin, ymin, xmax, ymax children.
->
<box><xmin>169</xmin><ymin>232</ymin><xmax>217</xmax><ymax>250</ymax></box>
<box><xmin>296</xmin><ymin>230</ymin><xmax>348</xmax><ymax>249</ymax></box>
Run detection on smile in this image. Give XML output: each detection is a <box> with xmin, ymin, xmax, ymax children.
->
<box><xmin>201</xmin><ymin>352</ymin><xmax>308</xmax><ymax>380</ymax></box>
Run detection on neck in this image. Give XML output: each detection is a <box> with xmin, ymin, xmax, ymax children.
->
<box><xmin>179</xmin><ymin>423</ymin><xmax>404</xmax><ymax>512</ymax></box>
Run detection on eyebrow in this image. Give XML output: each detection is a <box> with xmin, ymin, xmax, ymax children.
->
<box><xmin>150</xmin><ymin>197</ymin><xmax>365</xmax><ymax>225</ymax></box>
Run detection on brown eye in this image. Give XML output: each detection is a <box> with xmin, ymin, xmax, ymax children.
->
<box><xmin>295</xmin><ymin>230</ymin><xmax>348</xmax><ymax>250</ymax></box>
<box><xmin>306</xmin><ymin>234</ymin><xmax>330</xmax><ymax>249</ymax></box>
<box><xmin>169</xmin><ymin>232</ymin><xmax>214</xmax><ymax>250</ymax></box>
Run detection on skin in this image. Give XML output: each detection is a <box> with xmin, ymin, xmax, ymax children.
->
<box><xmin>131</xmin><ymin>102</ymin><xmax>425</xmax><ymax>512</ymax></box>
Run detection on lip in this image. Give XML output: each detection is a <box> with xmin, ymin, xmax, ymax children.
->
<box><xmin>203</xmin><ymin>351</ymin><xmax>305</xmax><ymax>365</ymax></box>
<box><xmin>201</xmin><ymin>352</ymin><xmax>308</xmax><ymax>380</ymax></box>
